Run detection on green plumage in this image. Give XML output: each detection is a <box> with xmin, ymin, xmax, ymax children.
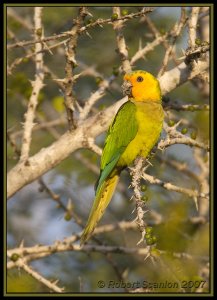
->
<box><xmin>80</xmin><ymin>70</ymin><xmax>164</xmax><ymax>245</ymax></box>
<box><xmin>95</xmin><ymin>101</ymin><xmax>138</xmax><ymax>193</ymax></box>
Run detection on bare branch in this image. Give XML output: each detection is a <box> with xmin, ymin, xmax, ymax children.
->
<box><xmin>193</xmin><ymin>148</ymin><xmax>209</xmax><ymax>216</ymax></box>
<box><xmin>113</xmin><ymin>7</ymin><xmax>131</xmax><ymax>74</ymax></box>
<box><xmin>142</xmin><ymin>172</ymin><xmax>208</xmax><ymax>200</ymax></box>
<box><xmin>157</xmin><ymin>8</ymin><xmax>187</xmax><ymax>77</ymax></box>
<box><xmin>7</xmin><ymin>57</ymin><xmax>209</xmax><ymax>199</ymax></box>
<box><xmin>13</xmin><ymin>259</ymin><xmax>64</xmax><ymax>293</ymax></box>
<box><xmin>79</xmin><ymin>75</ymin><xmax>115</xmax><ymax>121</ymax></box>
<box><xmin>7</xmin><ymin>234</ymin><xmax>208</xmax><ymax>269</ymax></box>
<box><xmin>130</xmin><ymin>157</ymin><xmax>148</xmax><ymax>245</ymax></box>
<box><xmin>7</xmin><ymin>96</ymin><xmax>128</xmax><ymax>199</ymax></box>
<box><xmin>7</xmin><ymin>7</ymin><xmax>33</xmax><ymax>31</ymax></box>
<box><xmin>131</xmin><ymin>33</ymin><xmax>168</xmax><ymax>65</ymax></box>
<box><xmin>141</xmin><ymin>15</ymin><xmax>179</xmax><ymax>66</ymax></box>
<box><xmin>63</xmin><ymin>7</ymin><xmax>87</xmax><ymax>130</ymax></box>
<box><xmin>163</xmin><ymin>102</ymin><xmax>209</xmax><ymax>112</ymax></box>
<box><xmin>7</xmin><ymin>8</ymin><xmax>154</xmax><ymax>50</ymax></box>
<box><xmin>158</xmin><ymin>121</ymin><xmax>209</xmax><ymax>151</ymax></box>
<box><xmin>159</xmin><ymin>59</ymin><xmax>208</xmax><ymax>95</ymax></box>
<box><xmin>19</xmin><ymin>7</ymin><xmax>45</xmax><ymax>163</ymax></box>
<box><xmin>188</xmin><ymin>7</ymin><xmax>200</xmax><ymax>48</ymax></box>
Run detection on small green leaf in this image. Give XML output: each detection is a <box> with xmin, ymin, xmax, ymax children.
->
<box><xmin>181</xmin><ymin>127</ymin><xmax>188</xmax><ymax>134</ymax></box>
<box><xmin>145</xmin><ymin>233</ymin><xmax>152</xmax><ymax>240</ymax></box>
<box><xmin>168</xmin><ymin>120</ymin><xmax>175</xmax><ymax>127</ymax></box>
<box><xmin>11</xmin><ymin>253</ymin><xmax>20</xmax><ymax>262</ymax></box>
<box><xmin>146</xmin><ymin>237</ymin><xmax>154</xmax><ymax>245</ymax></box>
<box><xmin>146</xmin><ymin>226</ymin><xmax>153</xmax><ymax>234</ymax></box>
<box><xmin>111</xmin><ymin>13</ymin><xmax>118</xmax><ymax>21</ymax></box>
<box><xmin>121</xmin><ymin>9</ymin><xmax>129</xmax><ymax>16</ymax></box>
<box><xmin>160</xmin><ymin>28</ymin><xmax>166</xmax><ymax>35</ymax></box>
<box><xmin>64</xmin><ymin>212</ymin><xmax>72</xmax><ymax>221</ymax></box>
<box><xmin>52</xmin><ymin>96</ymin><xmax>65</xmax><ymax>113</ymax></box>
<box><xmin>141</xmin><ymin>185</ymin><xmax>147</xmax><ymax>192</ymax></box>
<box><xmin>36</xmin><ymin>28</ymin><xmax>42</xmax><ymax>37</ymax></box>
<box><xmin>87</xmin><ymin>18</ymin><xmax>95</xmax><ymax>24</ymax></box>
<box><xmin>152</xmin><ymin>235</ymin><xmax>157</xmax><ymax>243</ymax></box>
<box><xmin>190</xmin><ymin>131</ymin><xmax>197</xmax><ymax>140</ymax></box>
<box><xmin>150</xmin><ymin>247</ymin><xmax>160</xmax><ymax>257</ymax></box>
<box><xmin>22</xmin><ymin>57</ymin><xmax>29</xmax><ymax>63</ymax></box>
<box><xmin>95</xmin><ymin>76</ymin><xmax>103</xmax><ymax>84</ymax></box>
<box><xmin>188</xmin><ymin>105</ymin><xmax>195</xmax><ymax>112</ymax></box>
<box><xmin>195</xmin><ymin>38</ymin><xmax>201</xmax><ymax>46</ymax></box>
<box><xmin>141</xmin><ymin>195</ymin><xmax>148</xmax><ymax>202</ymax></box>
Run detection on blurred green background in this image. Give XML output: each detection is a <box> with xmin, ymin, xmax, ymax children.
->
<box><xmin>7</xmin><ymin>6</ymin><xmax>209</xmax><ymax>293</ymax></box>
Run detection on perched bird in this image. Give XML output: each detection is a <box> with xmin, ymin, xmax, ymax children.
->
<box><xmin>80</xmin><ymin>70</ymin><xmax>164</xmax><ymax>244</ymax></box>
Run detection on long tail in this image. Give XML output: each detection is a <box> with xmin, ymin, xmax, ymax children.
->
<box><xmin>80</xmin><ymin>173</ymin><xmax>120</xmax><ymax>245</ymax></box>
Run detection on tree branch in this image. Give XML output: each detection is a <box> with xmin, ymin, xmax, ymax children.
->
<box><xmin>157</xmin><ymin>8</ymin><xmax>187</xmax><ymax>77</ymax></box>
<box><xmin>13</xmin><ymin>259</ymin><xmax>64</xmax><ymax>293</ymax></box>
<box><xmin>7</xmin><ymin>58</ymin><xmax>209</xmax><ymax>199</ymax></box>
<box><xmin>130</xmin><ymin>157</ymin><xmax>147</xmax><ymax>245</ymax></box>
<box><xmin>7</xmin><ymin>236</ymin><xmax>208</xmax><ymax>270</ymax></box>
<box><xmin>113</xmin><ymin>7</ymin><xmax>131</xmax><ymax>74</ymax></box>
<box><xmin>142</xmin><ymin>172</ymin><xmax>208</xmax><ymax>200</ymax></box>
<box><xmin>188</xmin><ymin>7</ymin><xmax>200</xmax><ymax>48</ymax></box>
<box><xmin>19</xmin><ymin>7</ymin><xmax>45</xmax><ymax>163</ymax></box>
<box><xmin>7</xmin><ymin>8</ymin><xmax>154</xmax><ymax>50</ymax></box>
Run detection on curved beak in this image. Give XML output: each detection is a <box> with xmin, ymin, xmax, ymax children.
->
<box><xmin>121</xmin><ymin>80</ymin><xmax>132</xmax><ymax>97</ymax></box>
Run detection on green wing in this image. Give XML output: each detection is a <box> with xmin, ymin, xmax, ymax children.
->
<box><xmin>95</xmin><ymin>101</ymin><xmax>138</xmax><ymax>193</ymax></box>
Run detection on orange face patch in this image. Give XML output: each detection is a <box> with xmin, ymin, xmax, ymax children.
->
<box><xmin>123</xmin><ymin>71</ymin><xmax>161</xmax><ymax>102</ymax></box>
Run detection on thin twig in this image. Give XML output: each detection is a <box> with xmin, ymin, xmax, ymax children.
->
<box><xmin>188</xmin><ymin>7</ymin><xmax>200</xmax><ymax>48</ymax></box>
<box><xmin>63</xmin><ymin>7</ymin><xmax>87</xmax><ymax>130</ymax></box>
<box><xmin>131</xmin><ymin>33</ymin><xmax>169</xmax><ymax>65</ymax></box>
<box><xmin>163</xmin><ymin>102</ymin><xmax>209</xmax><ymax>111</ymax></box>
<box><xmin>193</xmin><ymin>148</ymin><xmax>209</xmax><ymax>216</ymax></box>
<box><xmin>142</xmin><ymin>172</ymin><xmax>208</xmax><ymax>200</ymax></box>
<box><xmin>113</xmin><ymin>7</ymin><xmax>131</xmax><ymax>74</ymax></box>
<box><xmin>19</xmin><ymin>7</ymin><xmax>45</xmax><ymax>163</ymax></box>
<box><xmin>13</xmin><ymin>259</ymin><xmax>64</xmax><ymax>293</ymax></box>
<box><xmin>157</xmin><ymin>8</ymin><xmax>187</xmax><ymax>77</ymax></box>
<box><xmin>142</xmin><ymin>15</ymin><xmax>179</xmax><ymax>66</ymax></box>
<box><xmin>79</xmin><ymin>75</ymin><xmax>115</xmax><ymax>121</ymax></box>
<box><xmin>7</xmin><ymin>8</ymin><xmax>154</xmax><ymax>50</ymax></box>
<box><xmin>159</xmin><ymin>122</ymin><xmax>209</xmax><ymax>151</ymax></box>
<box><xmin>7</xmin><ymin>237</ymin><xmax>208</xmax><ymax>269</ymax></box>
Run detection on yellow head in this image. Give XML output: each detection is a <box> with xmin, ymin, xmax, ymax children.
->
<box><xmin>122</xmin><ymin>70</ymin><xmax>161</xmax><ymax>102</ymax></box>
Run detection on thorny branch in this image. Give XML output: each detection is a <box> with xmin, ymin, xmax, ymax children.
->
<box><xmin>12</xmin><ymin>258</ymin><xmax>64</xmax><ymax>293</ymax></box>
<box><xmin>7</xmin><ymin>8</ymin><xmax>154</xmax><ymax>50</ymax></box>
<box><xmin>161</xmin><ymin>121</ymin><xmax>209</xmax><ymax>151</ymax></box>
<box><xmin>7</xmin><ymin>223</ymin><xmax>208</xmax><ymax>269</ymax></box>
<box><xmin>19</xmin><ymin>7</ymin><xmax>45</xmax><ymax>163</ymax></box>
<box><xmin>7</xmin><ymin>56</ymin><xmax>209</xmax><ymax>199</ymax></box>
<box><xmin>113</xmin><ymin>7</ymin><xmax>131</xmax><ymax>74</ymax></box>
<box><xmin>130</xmin><ymin>157</ymin><xmax>148</xmax><ymax>245</ymax></box>
<box><xmin>63</xmin><ymin>7</ymin><xmax>87</xmax><ymax>130</ymax></box>
<box><xmin>7</xmin><ymin>6</ymin><xmax>210</xmax><ymax>292</ymax></box>
<box><xmin>188</xmin><ymin>7</ymin><xmax>200</xmax><ymax>48</ymax></box>
<box><xmin>157</xmin><ymin>8</ymin><xmax>187</xmax><ymax>77</ymax></box>
<box><xmin>141</xmin><ymin>15</ymin><xmax>179</xmax><ymax>66</ymax></box>
<box><xmin>142</xmin><ymin>172</ymin><xmax>208</xmax><ymax>201</ymax></box>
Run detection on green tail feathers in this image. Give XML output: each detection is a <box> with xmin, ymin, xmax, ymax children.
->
<box><xmin>80</xmin><ymin>173</ymin><xmax>119</xmax><ymax>245</ymax></box>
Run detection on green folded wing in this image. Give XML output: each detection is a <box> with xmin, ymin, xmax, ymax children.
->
<box><xmin>95</xmin><ymin>101</ymin><xmax>138</xmax><ymax>193</ymax></box>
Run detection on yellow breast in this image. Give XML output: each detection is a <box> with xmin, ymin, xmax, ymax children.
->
<box><xmin>117</xmin><ymin>101</ymin><xmax>164</xmax><ymax>167</ymax></box>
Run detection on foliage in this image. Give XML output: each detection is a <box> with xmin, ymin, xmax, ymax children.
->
<box><xmin>6</xmin><ymin>5</ymin><xmax>210</xmax><ymax>295</ymax></box>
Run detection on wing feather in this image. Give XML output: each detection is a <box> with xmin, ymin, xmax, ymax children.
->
<box><xmin>95</xmin><ymin>101</ymin><xmax>138</xmax><ymax>192</ymax></box>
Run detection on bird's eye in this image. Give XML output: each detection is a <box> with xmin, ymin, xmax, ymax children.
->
<box><xmin>137</xmin><ymin>76</ymin><xmax>143</xmax><ymax>82</ymax></box>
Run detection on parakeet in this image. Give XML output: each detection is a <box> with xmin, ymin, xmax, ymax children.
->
<box><xmin>80</xmin><ymin>70</ymin><xmax>164</xmax><ymax>244</ymax></box>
